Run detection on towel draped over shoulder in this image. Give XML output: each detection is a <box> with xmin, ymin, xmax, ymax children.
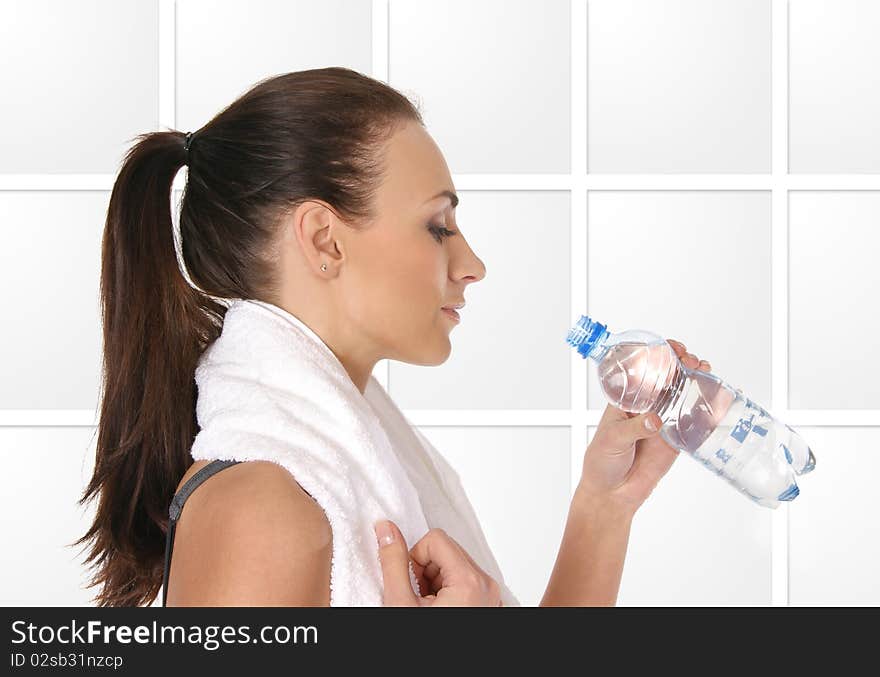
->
<box><xmin>190</xmin><ymin>298</ymin><xmax>520</xmax><ymax>607</ymax></box>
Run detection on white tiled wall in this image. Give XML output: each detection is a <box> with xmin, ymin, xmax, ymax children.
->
<box><xmin>389</xmin><ymin>0</ymin><xmax>572</xmax><ymax>174</ymax></box>
<box><xmin>1</xmin><ymin>1</ymin><xmax>159</xmax><ymax>174</ymax></box>
<box><xmin>586</xmin><ymin>190</ymin><xmax>773</xmax><ymax>409</ymax></box>
<box><xmin>788</xmin><ymin>428</ymin><xmax>880</xmax><ymax>605</ymax></box>
<box><xmin>1</xmin><ymin>0</ymin><xmax>878</xmax><ymax>607</ymax></box>
<box><xmin>0</xmin><ymin>192</ymin><xmax>106</xmax><ymax>410</ymax></box>
<box><xmin>0</xmin><ymin>427</ymin><xmax>97</xmax><ymax>606</ymax></box>
<box><xmin>789</xmin><ymin>0</ymin><xmax>880</xmax><ymax>173</ymax></box>
<box><xmin>788</xmin><ymin>192</ymin><xmax>880</xmax><ymax>410</ymax></box>
<box><xmin>587</xmin><ymin>0</ymin><xmax>771</xmax><ymax>173</ymax></box>
<box><xmin>176</xmin><ymin>0</ymin><xmax>373</xmax><ymax>132</ymax></box>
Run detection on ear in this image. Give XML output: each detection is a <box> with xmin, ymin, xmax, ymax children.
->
<box><xmin>282</xmin><ymin>200</ymin><xmax>345</xmax><ymax>276</ymax></box>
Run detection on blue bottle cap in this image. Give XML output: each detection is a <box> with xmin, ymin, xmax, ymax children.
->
<box><xmin>565</xmin><ymin>315</ymin><xmax>609</xmax><ymax>359</ymax></box>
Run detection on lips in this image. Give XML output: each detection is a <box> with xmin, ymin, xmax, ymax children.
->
<box><xmin>441</xmin><ymin>307</ymin><xmax>461</xmax><ymax>322</ymax></box>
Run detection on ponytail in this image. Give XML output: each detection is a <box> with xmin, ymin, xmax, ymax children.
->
<box><xmin>74</xmin><ymin>131</ymin><xmax>225</xmax><ymax>606</ymax></box>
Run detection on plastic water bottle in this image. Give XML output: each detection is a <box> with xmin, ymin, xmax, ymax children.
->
<box><xmin>566</xmin><ymin>315</ymin><xmax>816</xmax><ymax>509</ymax></box>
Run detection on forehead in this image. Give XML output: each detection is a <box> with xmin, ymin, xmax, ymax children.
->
<box><xmin>378</xmin><ymin>121</ymin><xmax>454</xmax><ymax>211</ymax></box>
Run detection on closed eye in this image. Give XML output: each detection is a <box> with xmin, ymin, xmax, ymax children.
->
<box><xmin>428</xmin><ymin>223</ymin><xmax>457</xmax><ymax>243</ymax></box>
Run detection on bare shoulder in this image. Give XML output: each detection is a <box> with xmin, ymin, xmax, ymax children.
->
<box><xmin>208</xmin><ymin>461</ymin><xmax>330</xmax><ymax>547</ymax></box>
<box><xmin>166</xmin><ymin>460</ymin><xmax>332</xmax><ymax>606</ymax></box>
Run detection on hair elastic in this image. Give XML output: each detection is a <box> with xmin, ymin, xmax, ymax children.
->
<box><xmin>183</xmin><ymin>132</ymin><xmax>194</xmax><ymax>164</ymax></box>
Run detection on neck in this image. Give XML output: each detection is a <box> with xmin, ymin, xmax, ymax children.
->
<box><xmin>261</xmin><ymin>297</ymin><xmax>377</xmax><ymax>396</ymax></box>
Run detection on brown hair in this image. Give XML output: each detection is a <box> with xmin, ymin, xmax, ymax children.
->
<box><xmin>74</xmin><ymin>66</ymin><xmax>424</xmax><ymax>606</ymax></box>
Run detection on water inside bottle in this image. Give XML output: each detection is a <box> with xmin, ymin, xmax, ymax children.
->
<box><xmin>597</xmin><ymin>340</ymin><xmax>816</xmax><ymax>507</ymax></box>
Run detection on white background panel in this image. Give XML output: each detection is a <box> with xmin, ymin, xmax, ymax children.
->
<box><xmin>390</xmin><ymin>191</ymin><xmax>571</xmax><ymax>410</ymax></box>
<box><xmin>0</xmin><ymin>427</ymin><xmax>97</xmax><ymax>605</ymax></box>
<box><xmin>588</xmin><ymin>0</ymin><xmax>770</xmax><ymax>173</ymax></box>
<box><xmin>789</xmin><ymin>0</ymin><xmax>880</xmax><ymax>173</ymax></box>
<box><xmin>0</xmin><ymin>0</ymin><xmax>158</xmax><ymax>174</ymax></box>
<box><xmin>415</xmin><ymin>426</ymin><xmax>571</xmax><ymax>607</ymax></box>
<box><xmin>389</xmin><ymin>0</ymin><xmax>570</xmax><ymax>174</ymax></box>
<box><xmin>788</xmin><ymin>191</ymin><xmax>880</xmax><ymax>409</ymax></box>
<box><xmin>176</xmin><ymin>0</ymin><xmax>372</xmax><ymax>133</ymax></box>
<box><xmin>789</xmin><ymin>427</ymin><xmax>880</xmax><ymax>605</ymax></box>
<box><xmin>595</xmin><ymin>425</ymin><xmax>774</xmax><ymax>606</ymax></box>
<box><xmin>587</xmin><ymin>191</ymin><xmax>772</xmax><ymax>409</ymax></box>
<box><xmin>0</xmin><ymin>192</ymin><xmax>106</xmax><ymax>410</ymax></box>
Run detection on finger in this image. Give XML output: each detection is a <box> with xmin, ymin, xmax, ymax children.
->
<box><xmin>409</xmin><ymin>528</ymin><xmax>471</xmax><ymax>589</ymax></box>
<box><xmin>409</xmin><ymin>559</ymin><xmax>431</xmax><ymax>596</ymax></box>
<box><xmin>416</xmin><ymin>558</ymin><xmax>443</xmax><ymax>592</ymax></box>
<box><xmin>412</xmin><ymin>529</ymin><xmax>479</xmax><ymax>592</ymax></box>
<box><xmin>374</xmin><ymin>520</ymin><xmax>418</xmax><ymax>606</ymax></box>
<box><xmin>628</xmin><ymin>436</ymin><xmax>680</xmax><ymax>494</ymax></box>
<box><xmin>667</xmin><ymin>339</ymin><xmax>702</xmax><ymax>370</ymax></box>
<box><xmin>414</xmin><ymin>527</ymin><xmax>481</xmax><ymax>572</ymax></box>
<box><xmin>597</xmin><ymin>402</ymin><xmax>632</xmax><ymax>428</ymax></box>
<box><xmin>667</xmin><ymin>340</ymin><xmax>701</xmax><ymax>376</ymax></box>
<box><xmin>682</xmin><ymin>352</ymin><xmax>715</xmax><ymax>405</ymax></box>
<box><xmin>600</xmin><ymin>410</ymin><xmax>663</xmax><ymax>454</ymax></box>
<box><xmin>667</xmin><ymin>339</ymin><xmax>687</xmax><ymax>354</ymax></box>
<box><xmin>440</xmin><ymin>531</ymin><xmax>484</xmax><ymax>574</ymax></box>
<box><xmin>681</xmin><ymin>352</ymin><xmax>700</xmax><ymax>369</ymax></box>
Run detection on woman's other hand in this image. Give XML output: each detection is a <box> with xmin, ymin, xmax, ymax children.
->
<box><xmin>578</xmin><ymin>338</ymin><xmax>712</xmax><ymax>514</ymax></box>
<box><xmin>374</xmin><ymin>520</ymin><xmax>502</xmax><ymax>607</ymax></box>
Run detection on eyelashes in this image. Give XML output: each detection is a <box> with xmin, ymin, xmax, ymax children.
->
<box><xmin>427</xmin><ymin>222</ymin><xmax>457</xmax><ymax>243</ymax></box>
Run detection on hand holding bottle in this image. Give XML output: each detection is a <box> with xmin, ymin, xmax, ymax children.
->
<box><xmin>577</xmin><ymin>339</ymin><xmax>713</xmax><ymax>514</ymax></box>
<box><xmin>567</xmin><ymin>315</ymin><xmax>816</xmax><ymax>508</ymax></box>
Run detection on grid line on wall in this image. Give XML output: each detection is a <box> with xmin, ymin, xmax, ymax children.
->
<box><xmin>159</xmin><ymin>0</ymin><xmax>175</xmax><ymax>131</ymax></box>
<box><xmin>569</xmin><ymin>0</ymin><xmax>589</xmax><ymax>497</ymax></box>
<box><xmin>770</xmin><ymin>0</ymin><xmax>790</xmax><ymax>607</ymax></box>
<box><xmin>5</xmin><ymin>172</ymin><xmax>880</xmax><ymax>193</ymax></box>
<box><xmin>0</xmin><ymin>173</ymin><xmax>880</xmax><ymax>192</ymax></box>
<box><xmin>372</xmin><ymin>0</ymin><xmax>391</xmax><ymax>392</ymax></box>
<box><xmin>2</xmin><ymin>407</ymin><xmax>879</xmax><ymax>428</ymax></box>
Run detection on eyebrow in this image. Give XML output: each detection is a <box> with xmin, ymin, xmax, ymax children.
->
<box><xmin>424</xmin><ymin>189</ymin><xmax>459</xmax><ymax>209</ymax></box>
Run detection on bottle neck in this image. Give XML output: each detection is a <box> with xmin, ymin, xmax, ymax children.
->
<box><xmin>586</xmin><ymin>337</ymin><xmax>610</xmax><ymax>362</ymax></box>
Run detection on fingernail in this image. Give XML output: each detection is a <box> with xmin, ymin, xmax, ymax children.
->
<box><xmin>374</xmin><ymin>520</ymin><xmax>394</xmax><ymax>546</ymax></box>
<box><xmin>645</xmin><ymin>415</ymin><xmax>659</xmax><ymax>432</ymax></box>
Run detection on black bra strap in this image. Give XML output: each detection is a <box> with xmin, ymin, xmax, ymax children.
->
<box><xmin>162</xmin><ymin>459</ymin><xmax>243</xmax><ymax>607</ymax></box>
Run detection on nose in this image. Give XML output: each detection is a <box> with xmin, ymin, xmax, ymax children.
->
<box><xmin>452</xmin><ymin>247</ymin><xmax>486</xmax><ymax>285</ymax></box>
<box><xmin>470</xmin><ymin>256</ymin><xmax>486</xmax><ymax>282</ymax></box>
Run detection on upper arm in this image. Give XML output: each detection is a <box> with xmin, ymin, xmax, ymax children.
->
<box><xmin>167</xmin><ymin>461</ymin><xmax>332</xmax><ymax>606</ymax></box>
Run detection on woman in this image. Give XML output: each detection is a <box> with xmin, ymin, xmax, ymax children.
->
<box><xmin>76</xmin><ymin>66</ymin><xmax>712</xmax><ymax>607</ymax></box>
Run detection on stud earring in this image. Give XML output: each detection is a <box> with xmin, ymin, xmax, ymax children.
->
<box><xmin>321</xmin><ymin>263</ymin><xmax>328</xmax><ymax>272</ymax></box>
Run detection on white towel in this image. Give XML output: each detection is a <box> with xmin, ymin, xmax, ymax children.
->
<box><xmin>190</xmin><ymin>298</ymin><xmax>520</xmax><ymax>607</ymax></box>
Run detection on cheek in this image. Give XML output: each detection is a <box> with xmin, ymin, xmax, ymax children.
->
<box><xmin>343</xmin><ymin>236</ymin><xmax>444</xmax><ymax>330</ymax></box>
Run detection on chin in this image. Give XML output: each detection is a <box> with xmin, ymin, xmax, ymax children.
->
<box><xmin>429</xmin><ymin>343</ymin><xmax>453</xmax><ymax>366</ymax></box>
<box><xmin>406</xmin><ymin>334</ymin><xmax>453</xmax><ymax>367</ymax></box>
<box><xmin>425</xmin><ymin>344</ymin><xmax>453</xmax><ymax>367</ymax></box>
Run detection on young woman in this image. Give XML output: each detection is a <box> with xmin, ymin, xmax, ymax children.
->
<box><xmin>75</xmin><ymin>66</ymin><xmax>712</xmax><ymax>607</ymax></box>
